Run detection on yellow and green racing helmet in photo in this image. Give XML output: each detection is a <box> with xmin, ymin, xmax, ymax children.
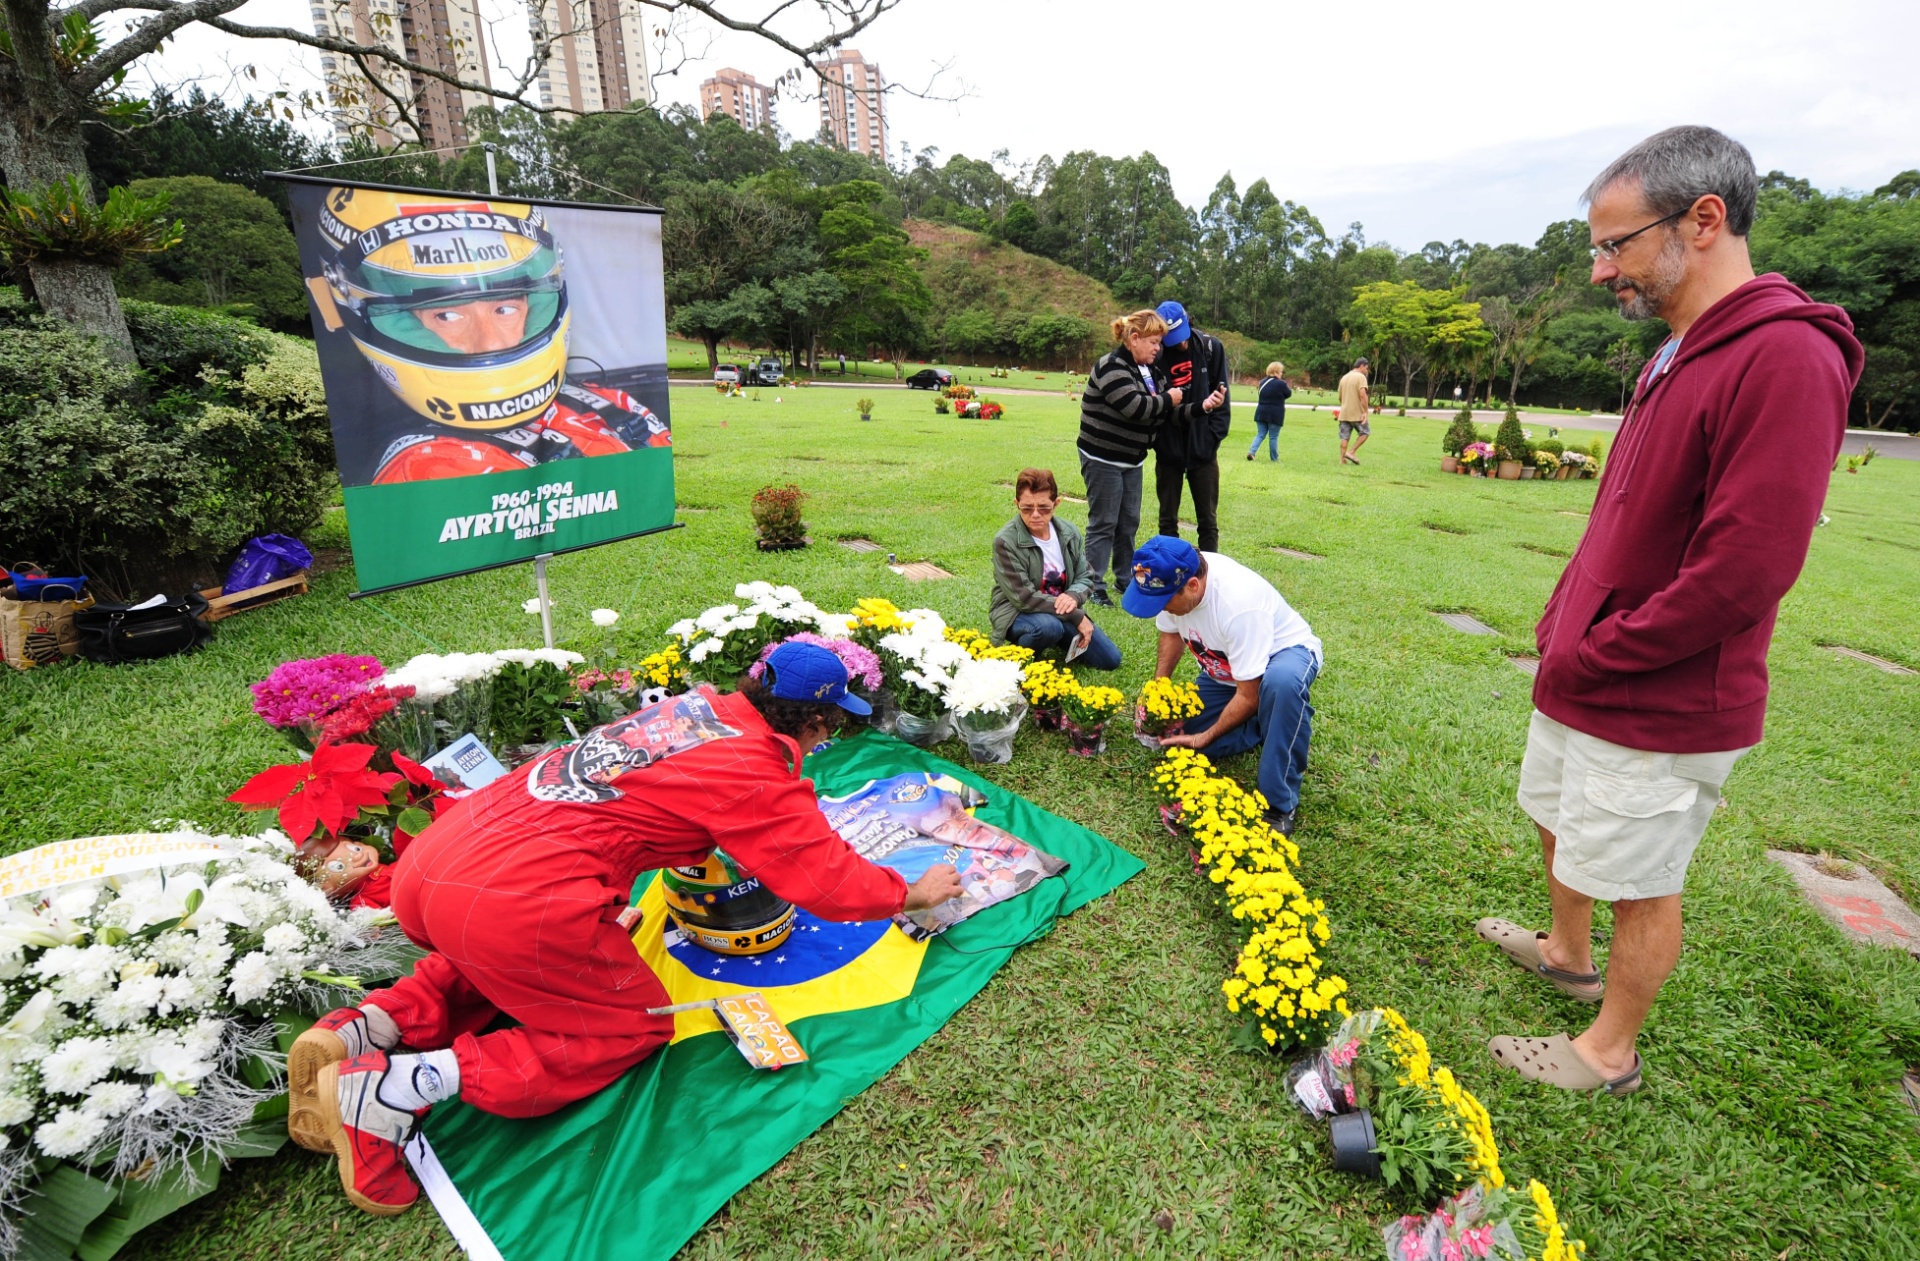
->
<box><xmin>319</xmin><ymin>186</ymin><xmax>571</xmax><ymax>430</ymax></box>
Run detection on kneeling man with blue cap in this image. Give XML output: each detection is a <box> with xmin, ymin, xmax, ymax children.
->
<box><xmin>1122</xmin><ymin>537</ymin><xmax>1323</xmax><ymax>835</ymax></box>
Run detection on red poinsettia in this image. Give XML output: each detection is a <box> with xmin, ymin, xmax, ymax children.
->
<box><xmin>228</xmin><ymin>739</ymin><xmax>401</xmax><ymax>848</ymax></box>
<box><xmin>389</xmin><ymin>752</ymin><xmax>453</xmax><ymax>851</ymax></box>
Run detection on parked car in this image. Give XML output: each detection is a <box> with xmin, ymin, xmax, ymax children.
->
<box><xmin>747</xmin><ymin>357</ymin><xmax>783</xmax><ymax>385</ymax></box>
<box><xmin>906</xmin><ymin>368</ymin><xmax>955</xmax><ymax>390</ymax></box>
<box><xmin>714</xmin><ymin>363</ymin><xmax>742</xmax><ymax>384</ymax></box>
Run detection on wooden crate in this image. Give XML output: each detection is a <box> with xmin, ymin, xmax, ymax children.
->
<box><xmin>198</xmin><ymin>571</ymin><xmax>310</xmax><ymax>623</ymax></box>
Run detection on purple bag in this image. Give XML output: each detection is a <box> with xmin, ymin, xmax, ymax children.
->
<box><xmin>224</xmin><ymin>534</ymin><xmax>313</xmax><ymax>593</ymax></box>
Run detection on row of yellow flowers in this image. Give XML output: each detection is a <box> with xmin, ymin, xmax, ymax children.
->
<box><xmin>1150</xmin><ymin>748</ymin><xmax>1584</xmax><ymax>1261</ymax></box>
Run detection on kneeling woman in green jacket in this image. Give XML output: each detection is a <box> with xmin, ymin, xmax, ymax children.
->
<box><xmin>988</xmin><ymin>468</ymin><xmax>1123</xmax><ymax>670</ymax></box>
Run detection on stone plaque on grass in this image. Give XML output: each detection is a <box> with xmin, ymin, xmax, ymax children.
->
<box><xmin>1767</xmin><ymin>850</ymin><xmax>1920</xmax><ymax>957</ymax></box>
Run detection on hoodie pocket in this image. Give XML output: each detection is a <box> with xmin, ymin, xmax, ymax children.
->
<box><xmin>1538</xmin><ymin>563</ymin><xmax>1611</xmax><ymax>685</ymax></box>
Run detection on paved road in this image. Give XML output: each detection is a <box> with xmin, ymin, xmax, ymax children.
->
<box><xmin>668</xmin><ymin>379</ymin><xmax>1918</xmax><ymax>460</ymax></box>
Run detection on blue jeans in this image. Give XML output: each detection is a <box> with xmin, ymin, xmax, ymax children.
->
<box><xmin>1008</xmin><ymin>612</ymin><xmax>1123</xmax><ymax>671</ymax></box>
<box><xmin>1248</xmin><ymin>419</ymin><xmax>1282</xmax><ymax>460</ymax></box>
<box><xmin>1187</xmin><ymin>645</ymin><xmax>1318</xmax><ymax>813</ymax></box>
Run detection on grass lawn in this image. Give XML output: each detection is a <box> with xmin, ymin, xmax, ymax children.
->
<box><xmin>6</xmin><ymin>388</ymin><xmax>1919</xmax><ymax>1260</ymax></box>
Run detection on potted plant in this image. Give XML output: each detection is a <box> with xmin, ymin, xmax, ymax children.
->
<box><xmin>856</xmin><ymin>397</ymin><xmax>875</xmax><ymax>422</ymax></box>
<box><xmin>1580</xmin><ymin>437</ymin><xmax>1605</xmax><ymax>478</ymax></box>
<box><xmin>947</xmin><ymin>657</ymin><xmax>1028</xmax><ymax>764</ymax></box>
<box><xmin>751</xmin><ymin>482</ymin><xmax>809</xmax><ymax>551</ymax></box>
<box><xmin>1134</xmin><ymin>676</ymin><xmax>1203</xmax><ymax>747</ymax></box>
<box><xmin>1533</xmin><ymin>449</ymin><xmax>1562</xmax><ymax>479</ymax></box>
<box><xmin>877</xmin><ymin>626</ymin><xmax>968</xmax><ymax>747</ymax></box>
<box><xmin>1021</xmin><ymin>659</ymin><xmax>1070</xmax><ymax>730</ymax></box>
<box><xmin>1460</xmin><ymin>441</ymin><xmax>1496</xmax><ymax>476</ymax></box>
<box><xmin>1440</xmin><ymin>406</ymin><xmax>1476</xmax><ymax>474</ymax></box>
<box><xmin>1059</xmin><ymin>680</ymin><xmax>1125</xmax><ymax>755</ymax></box>
<box><xmin>1494</xmin><ymin>408</ymin><xmax>1529</xmax><ymax>480</ymax></box>
<box><xmin>934</xmin><ymin>395</ymin><xmax>950</xmax><ymax>414</ymax></box>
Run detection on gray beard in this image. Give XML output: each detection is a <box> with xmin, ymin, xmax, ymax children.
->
<box><xmin>1612</xmin><ymin>233</ymin><xmax>1687</xmax><ymax>322</ymax></box>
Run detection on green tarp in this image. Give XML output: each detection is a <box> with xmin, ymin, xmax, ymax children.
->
<box><xmin>412</xmin><ymin>731</ymin><xmax>1144</xmax><ymax>1261</ymax></box>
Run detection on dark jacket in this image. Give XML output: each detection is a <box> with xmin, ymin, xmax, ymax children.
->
<box><xmin>1153</xmin><ymin>328</ymin><xmax>1232</xmax><ymax>466</ymax></box>
<box><xmin>1077</xmin><ymin>345</ymin><xmax>1177</xmax><ymax>466</ymax></box>
<box><xmin>989</xmin><ymin>515</ymin><xmax>1095</xmax><ymax>641</ymax></box>
<box><xmin>1254</xmin><ymin>376</ymin><xmax>1292</xmax><ymax>425</ymax></box>
<box><xmin>1532</xmin><ymin>274</ymin><xmax>1862</xmax><ymax>752</ymax></box>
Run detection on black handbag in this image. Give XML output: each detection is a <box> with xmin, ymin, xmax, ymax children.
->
<box><xmin>73</xmin><ymin>593</ymin><xmax>213</xmax><ymax>663</ymax></box>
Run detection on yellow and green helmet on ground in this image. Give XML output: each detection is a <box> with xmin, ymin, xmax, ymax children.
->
<box><xmin>317</xmin><ymin>186</ymin><xmax>570</xmax><ymax>430</ymax></box>
<box><xmin>660</xmin><ymin>850</ymin><xmax>797</xmax><ymax>957</ymax></box>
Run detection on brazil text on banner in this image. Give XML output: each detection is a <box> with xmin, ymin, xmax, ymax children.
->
<box><xmin>276</xmin><ymin>176</ymin><xmax>673</xmax><ymax>592</ymax></box>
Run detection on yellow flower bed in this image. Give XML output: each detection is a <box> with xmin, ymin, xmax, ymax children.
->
<box><xmin>635</xmin><ymin>643</ymin><xmax>687</xmax><ymax>691</ymax></box>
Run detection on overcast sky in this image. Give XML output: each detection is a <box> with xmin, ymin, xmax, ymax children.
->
<box><xmin>138</xmin><ymin>0</ymin><xmax>1920</xmax><ymax>250</ymax></box>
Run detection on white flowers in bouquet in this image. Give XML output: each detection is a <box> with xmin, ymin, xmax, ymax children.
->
<box><xmin>590</xmin><ymin>608</ymin><xmax>620</xmax><ymax>628</ymax></box>
<box><xmin>878</xmin><ymin>629</ymin><xmax>973</xmax><ymax>717</ymax></box>
<box><xmin>668</xmin><ymin>583</ymin><xmax>837</xmax><ymax>684</ymax></box>
<box><xmin>492</xmin><ymin>648</ymin><xmax>586</xmax><ymax>671</ymax></box>
<box><xmin>383</xmin><ymin>651</ymin><xmax>509</xmax><ymax>706</ymax></box>
<box><xmin>945</xmin><ymin>657</ymin><xmax>1027</xmax><ymax>719</ymax></box>
<box><xmin>0</xmin><ymin>830</ymin><xmax>416</xmax><ymax>1194</ymax></box>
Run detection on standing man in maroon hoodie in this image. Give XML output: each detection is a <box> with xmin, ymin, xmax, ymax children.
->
<box><xmin>1476</xmin><ymin>126</ymin><xmax>1862</xmax><ymax>1095</ymax></box>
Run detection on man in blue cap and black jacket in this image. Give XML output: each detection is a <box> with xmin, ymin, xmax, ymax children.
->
<box><xmin>1151</xmin><ymin>301</ymin><xmax>1232</xmax><ymax>561</ymax></box>
<box><xmin>1123</xmin><ymin>535</ymin><xmax>1322</xmax><ymax>836</ymax></box>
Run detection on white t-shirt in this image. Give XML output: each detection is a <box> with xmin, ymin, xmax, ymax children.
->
<box><xmin>1155</xmin><ymin>552</ymin><xmax>1322</xmax><ymax>682</ymax></box>
<box><xmin>1033</xmin><ymin>527</ymin><xmax>1065</xmax><ymax>588</ymax></box>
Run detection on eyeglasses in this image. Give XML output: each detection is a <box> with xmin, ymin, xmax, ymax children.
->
<box><xmin>1017</xmin><ymin>502</ymin><xmax>1056</xmax><ymax>517</ymax></box>
<box><xmin>1590</xmin><ymin>205</ymin><xmax>1691</xmax><ymax>261</ymax></box>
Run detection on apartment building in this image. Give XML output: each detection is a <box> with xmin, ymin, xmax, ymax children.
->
<box><xmin>813</xmin><ymin>48</ymin><xmax>885</xmax><ymax>158</ymax></box>
<box><xmin>699</xmin><ymin>68</ymin><xmax>776</xmax><ymax>132</ymax></box>
<box><xmin>534</xmin><ymin>0</ymin><xmax>654</xmax><ymax>117</ymax></box>
<box><xmin>311</xmin><ymin>0</ymin><xmax>493</xmax><ymax>149</ymax></box>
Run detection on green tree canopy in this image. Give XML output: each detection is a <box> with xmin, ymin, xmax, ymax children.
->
<box><xmin>112</xmin><ymin>176</ymin><xmax>304</xmax><ymax>328</ymax></box>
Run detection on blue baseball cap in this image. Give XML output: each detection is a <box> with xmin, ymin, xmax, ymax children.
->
<box><xmin>1156</xmin><ymin>301</ymin><xmax>1190</xmax><ymax>346</ymax></box>
<box><xmin>764</xmin><ymin>642</ymin><xmax>871</xmax><ymax>715</ymax></box>
<box><xmin>1122</xmin><ymin>536</ymin><xmax>1202</xmax><ymax>617</ymax></box>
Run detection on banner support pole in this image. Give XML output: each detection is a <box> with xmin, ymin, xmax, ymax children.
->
<box><xmin>483</xmin><ymin>143</ymin><xmax>499</xmax><ymax>196</ymax></box>
<box><xmin>534</xmin><ymin>552</ymin><xmax>555</xmax><ymax>650</ymax></box>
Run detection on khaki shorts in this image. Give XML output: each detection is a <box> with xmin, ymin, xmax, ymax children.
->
<box><xmin>1517</xmin><ymin>710</ymin><xmax>1749</xmax><ymax>902</ymax></box>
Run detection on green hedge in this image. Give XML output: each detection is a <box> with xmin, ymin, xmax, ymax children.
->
<box><xmin>0</xmin><ymin>291</ymin><xmax>336</xmax><ymax>595</ymax></box>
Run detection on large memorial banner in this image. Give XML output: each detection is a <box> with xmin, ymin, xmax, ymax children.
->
<box><xmin>279</xmin><ymin>176</ymin><xmax>674</xmax><ymax>594</ymax></box>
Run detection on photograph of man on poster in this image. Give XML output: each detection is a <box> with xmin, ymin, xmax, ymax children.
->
<box><xmin>291</xmin><ymin>184</ymin><xmax>672</xmax><ymax>487</ymax></box>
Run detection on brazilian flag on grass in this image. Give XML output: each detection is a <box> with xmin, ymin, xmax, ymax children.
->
<box><xmin>408</xmin><ymin>731</ymin><xmax>1144</xmax><ymax>1261</ymax></box>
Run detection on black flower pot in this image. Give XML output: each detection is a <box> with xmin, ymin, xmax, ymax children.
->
<box><xmin>1328</xmin><ymin>1109</ymin><xmax>1381</xmax><ymax>1178</ymax></box>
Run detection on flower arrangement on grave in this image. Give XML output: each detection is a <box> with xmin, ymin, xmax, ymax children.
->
<box><xmin>227</xmin><ymin>738</ymin><xmax>451</xmax><ymax>870</ymax></box>
<box><xmin>1533</xmin><ymin>449</ymin><xmax>1562</xmax><ymax>477</ymax></box>
<box><xmin>945</xmin><ymin>656</ymin><xmax>1029</xmax><ymax>763</ymax></box>
<box><xmin>1383</xmin><ymin>1179</ymin><xmax>1586</xmax><ymax>1261</ymax></box>
<box><xmin>249</xmin><ymin>654</ymin><xmax>386</xmax><ymax>751</ymax></box>
<box><xmin>379</xmin><ymin>650</ymin><xmax>510</xmax><ymax>761</ymax></box>
<box><xmin>1058</xmin><ymin>679</ymin><xmax>1124</xmax><ymax>754</ymax></box>
<box><xmin>668</xmin><ymin>583</ymin><xmax>831</xmax><ymax>686</ymax></box>
<box><xmin>849</xmin><ymin>596</ymin><xmax>911</xmax><ymax>652</ymax></box>
<box><xmin>934</xmin><ymin>395</ymin><xmax>950</xmax><ymax>414</ymax></box>
<box><xmin>750</xmin><ymin>483</ymin><xmax>809</xmax><ymax>550</ymax></box>
<box><xmin>1134</xmin><ymin>676</ymin><xmax>1203</xmax><ymax>743</ymax></box>
<box><xmin>1326</xmin><ymin>1008</ymin><xmax>1500</xmax><ymax>1200</ymax></box>
<box><xmin>490</xmin><ymin>649</ymin><xmax>588</xmax><ymax>750</ymax></box>
<box><xmin>877</xmin><ymin>615</ymin><xmax>970</xmax><ymax>722</ymax></box>
<box><xmin>749</xmin><ymin>632</ymin><xmax>884</xmax><ymax>701</ymax></box>
<box><xmin>0</xmin><ymin>828</ymin><xmax>416</xmax><ymax>1228</ymax></box>
<box><xmin>1020</xmin><ymin>659</ymin><xmax>1074</xmax><ymax>729</ymax></box>
<box><xmin>941</xmin><ymin>382</ymin><xmax>977</xmax><ymax>401</ymax></box>
<box><xmin>856</xmin><ymin>398</ymin><xmax>875</xmax><ymax>421</ymax></box>
<box><xmin>1459</xmin><ymin>441</ymin><xmax>1497</xmax><ymax>472</ymax></box>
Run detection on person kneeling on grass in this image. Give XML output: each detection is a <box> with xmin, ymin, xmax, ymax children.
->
<box><xmin>988</xmin><ymin>467</ymin><xmax>1123</xmax><ymax>670</ymax></box>
<box><xmin>285</xmin><ymin>642</ymin><xmax>964</xmax><ymax>1217</ymax></box>
<box><xmin>1121</xmin><ymin>536</ymin><xmax>1322</xmax><ymax>836</ymax></box>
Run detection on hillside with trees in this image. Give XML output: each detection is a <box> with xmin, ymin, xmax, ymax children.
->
<box><xmin>907</xmin><ymin>219</ymin><xmax>1116</xmax><ymax>367</ymax></box>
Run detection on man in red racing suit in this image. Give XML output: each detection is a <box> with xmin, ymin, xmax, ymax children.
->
<box><xmin>285</xmin><ymin>651</ymin><xmax>962</xmax><ymax>1217</ymax></box>
<box><xmin>371</xmin><ymin>381</ymin><xmax>672</xmax><ymax>485</ymax></box>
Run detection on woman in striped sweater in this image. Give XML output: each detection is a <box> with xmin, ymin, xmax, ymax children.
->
<box><xmin>1075</xmin><ymin>310</ymin><xmax>1186</xmax><ymax>606</ymax></box>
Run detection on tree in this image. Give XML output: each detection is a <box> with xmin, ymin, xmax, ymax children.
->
<box><xmin>1346</xmin><ymin>280</ymin><xmax>1485</xmax><ymax>404</ymax></box>
<box><xmin>0</xmin><ymin>1</ymin><xmax>909</xmax><ymax>357</ymax></box>
<box><xmin>817</xmin><ymin>180</ymin><xmax>930</xmax><ymax>372</ymax></box>
<box><xmin>113</xmin><ymin>176</ymin><xmax>305</xmax><ymax>327</ymax></box>
<box><xmin>1604</xmin><ymin>337</ymin><xmax>1646</xmax><ymax>414</ymax></box>
<box><xmin>661</xmin><ymin>182</ymin><xmax>810</xmax><ymax>369</ymax></box>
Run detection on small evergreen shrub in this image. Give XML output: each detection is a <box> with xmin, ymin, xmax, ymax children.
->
<box><xmin>1495</xmin><ymin>409</ymin><xmax>1531</xmax><ymax>463</ymax></box>
<box><xmin>1442</xmin><ymin>407</ymin><xmax>1477</xmax><ymax>456</ymax></box>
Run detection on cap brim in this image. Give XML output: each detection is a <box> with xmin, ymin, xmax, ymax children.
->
<box><xmin>834</xmin><ymin>692</ymin><xmax>873</xmax><ymax>717</ymax></box>
<box><xmin>1161</xmin><ymin>325</ymin><xmax>1188</xmax><ymax>344</ymax></box>
<box><xmin>1121</xmin><ymin>582</ymin><xmax>1176</xmax><ymax>618</ymax></box>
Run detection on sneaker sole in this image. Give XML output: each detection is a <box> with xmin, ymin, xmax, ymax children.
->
<box><xmin>287</xmin><ymin>1025</ymin><xmax>349</xmax><ymax>1153</ymax></box>
<box><xmin>317</xmin><ymin>1062</ymin><xmax>416</xmax><ymax>1217</ymax></box>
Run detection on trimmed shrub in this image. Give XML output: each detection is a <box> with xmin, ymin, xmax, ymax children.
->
<box><xmin>1442</xmin><ymin>406</ymin><xmax>1477</xmax><ymax>456</ymax></box>
<box><xmin>1494</xmin><ymin>408</ymin><xmax>1530</xmax><ymax>463</ymax></box>
<box><xmin>0</xmin><ymin>289</ymin><xmax>334</xmax><ymax>594</ymax></box>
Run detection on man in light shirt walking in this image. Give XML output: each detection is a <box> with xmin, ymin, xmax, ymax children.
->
<box><xmin>1336</xmin><ymin>357</ymin><xmax>1371</xmax><ymax>466</ymax></box>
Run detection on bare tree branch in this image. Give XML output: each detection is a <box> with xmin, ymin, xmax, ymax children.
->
<box><xmin>69</xmin><ymin>0</ymin><xmax>254</xmax><ymax>98</ymax></box>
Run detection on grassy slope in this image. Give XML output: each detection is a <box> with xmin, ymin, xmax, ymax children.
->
<box><xmin>8</xmin><ymin>392</ymin><xmax>1919</xmax><ymax>1260</ymax></box>
<box><xmin>905</xmin><ymin>218</ymin><xmax>1121</xmax><ymax>324</ymax></box>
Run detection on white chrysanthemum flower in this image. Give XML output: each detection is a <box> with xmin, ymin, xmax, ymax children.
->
<box><xmin>590</xmin><ymin>608</ymin><xmax>620</xmax><ymax>627</ymax></box>
<box><xmin>226</xmin><ymin>952</ymin><xmax>280</xmax><ymax>1006</ymax></box>
<box><xmin>0</xmin><ymin>952</ymin><xmax>23</xmax><ymax>983</ymax></box>
<box><xmin>261</xmin><ymin>923</ymin><xmax>305</xmax><ymax>954</ymax></box>
<box><xmin>0</xmin><ymin>1093</ymin><xmax>34</xmax><ymax>1128</ymax></box>
<box><xmin>41</xmin><ymin>1036</ymin><xmax>116</xmax><ymax>1095</ymax></box>
<box><xmin>813</xmin><ymin>613</ymin><xmax>855</xmax><ymax>639</ymax></box>
<box><xmin>522</xmin><ymin>597</ymin><xmax>547</xmax><ymax>614</ymax></box>
<box><xmin>80</xmin><ymin>1080</ymin><xmax>142</xmax><ymax>1119</ymax></box>
<box><xmin>34</xmin><ymin>1107</ymin><xmax>107</xmax><ymax>1159</ymax></box>
<box><xmin>94</xmin><ymin>975</ymin><xmax>168</xmax><ymax>1028</ymax></box>
<box><xmin>493</xmin><ymin>648</ymin><xmax>538</xmax><ymax>668</ymax></box>
<box><xmin>734</xmin><ymin>581</ymin><xmax>776</xmax><ymax>600</ymax></box>
<box><xmin>529</xmin><ymin>648</ymin><xmax>585</xmax><ymax>669</ymax></box>
<box><xmin>688</xmin><ymin>638</ymin><xmax>725</xmax><ymax>663</ymax></box>
<box><xmin>666</xmin><ymin>618</ymin><xmax>697</xmax><ymax>641</ymax></box>
<box><xmin>51</xmin><ymin>884</ymin><xmax>103</xmax><ymax>922</ymax></box>
<box><xmin>946</xmin><ymin>658</ymin><xmax>1026</xmax><ymax>717</ymax></box>
<box><xmin>694</xmin><ymin>604</ymin><xmax>741</xmax><ymax>633</ymax></box>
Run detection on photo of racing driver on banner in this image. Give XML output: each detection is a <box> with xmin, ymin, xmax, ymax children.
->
<box><xmin>288</xmin><ymin>182</ymin><xmax>671</xmax><ymax>487</ymax></box>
